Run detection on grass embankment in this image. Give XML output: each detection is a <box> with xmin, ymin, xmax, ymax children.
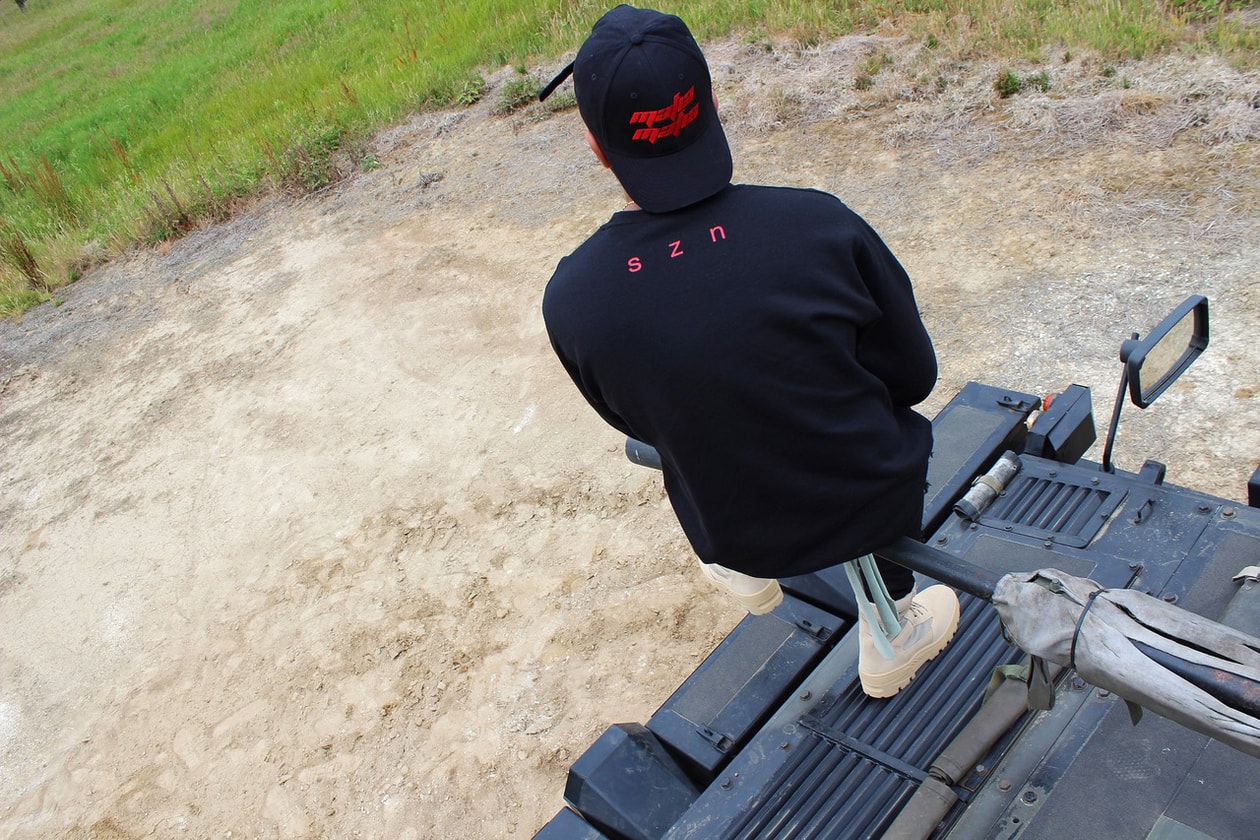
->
<box><xmin>1</xmin><ymin>0</ymin><xmax>1256</xmax><ymax>317</ymax></box>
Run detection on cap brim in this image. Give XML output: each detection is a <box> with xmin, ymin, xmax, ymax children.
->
<box><xmin>604</xmin><ymin>113</ymin><xmax>733</xmax><ymax>213</ymax></box>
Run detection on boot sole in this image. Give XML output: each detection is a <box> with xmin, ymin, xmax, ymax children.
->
<box><xmin>858</xmin><ymin>611</ymin><xmax>960</xmax><ymax>699</ymax></box>
<box><xmin>742</xmin><ymin>586</ymin><xmax>784</xmax><ymax>616</ymax></box>
<box><xmin>699</xmin><ymin>565</ymin><xmax>784</xmax><ymax>615</ymax></box>
<box><xmin>723</xmin><ymin>581</ymin><xmax>783</xmax><ymax>615</ymax></box>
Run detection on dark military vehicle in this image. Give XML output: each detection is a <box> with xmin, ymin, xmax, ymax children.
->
<box><xmin>535</xmin><ymin>295</ymin><xmax>1260</xmax><ymax>840</ymax></box>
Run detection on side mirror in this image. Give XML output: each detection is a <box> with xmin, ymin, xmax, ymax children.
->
<box><xmin>1101</xmin><ymin>295</ymin><xmax>1209</xmax><ymax>473</ymax></box>
<box><xmin>1120</xmin><ymin>295</ymin><xmax>1210</xmax><ymax>409</ymax></box>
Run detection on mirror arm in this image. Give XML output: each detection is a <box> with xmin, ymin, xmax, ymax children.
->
<box><xmin>1101</xmin><ymin>332</ymin><xmax>1139</xmax><ymax>474</ymax></box>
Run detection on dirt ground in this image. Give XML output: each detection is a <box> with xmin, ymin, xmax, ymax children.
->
<box><xmin>1</xmin><ymin>33</ymin><xmax>1258</xmax><ymax>840</ymax></box>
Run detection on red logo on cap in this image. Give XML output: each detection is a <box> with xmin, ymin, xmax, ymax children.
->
<box><xmin>629</xmin><ymin>86</ymin><xmax>699</xmax><ymax>144</ymax></box>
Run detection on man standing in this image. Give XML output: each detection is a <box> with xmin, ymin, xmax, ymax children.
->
<box><xmin>539</xmin><ymin>5</ymin><xmax>958</xmax><ymax>698</ymax></box>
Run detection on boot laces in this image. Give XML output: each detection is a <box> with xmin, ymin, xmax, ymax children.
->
<box><xmin>902</xmin><ymin>600</ymin><xmax>928</xmax><ymax>622</ymax></box>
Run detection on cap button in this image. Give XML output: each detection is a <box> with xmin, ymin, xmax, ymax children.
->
<box><xmin>630</xmin><ymin>32</ymin><xmax>644</xmax><ymax>45</ymax></box>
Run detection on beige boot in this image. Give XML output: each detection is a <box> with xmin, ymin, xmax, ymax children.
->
<box><xmin>858</xmin><ymin>585</ymin><xmax>960</xmax><ymax>698</ymax></box>
<box><xmin>698</xmin><ymin>561</ymin><xmax>783</xmax><ymax>616</ymax></box>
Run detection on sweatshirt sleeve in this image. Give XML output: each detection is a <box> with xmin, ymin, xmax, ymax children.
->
<box><xmin>850</xmin><ymin>217</ymin><xmax>938</xmax><ymax>407</ymax></box>
<box><xmin>546</xmin><ymin>333</ymin><xmax>637</xmax><ymax>440</ymax></box>
<box><xmin>542</xmin><ymin>268</ymin><xmax>638</xmax><ymax>440</ymax></box>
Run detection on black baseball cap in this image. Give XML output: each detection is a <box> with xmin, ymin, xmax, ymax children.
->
<box><xmin>539</xmin><ymin>5</ymin><xmax>732</xmax><ymax>213</ymax></box>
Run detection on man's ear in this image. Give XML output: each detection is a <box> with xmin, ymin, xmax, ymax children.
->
<box><xmin>585</xmin><ymin>129</ymin><xmax>612</xmax><ymax>169</ymax></box>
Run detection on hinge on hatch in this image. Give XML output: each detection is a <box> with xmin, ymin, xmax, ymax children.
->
<box><xmin>996</xmin><ymin>393</ymin><xmax>1039</xmax><ymax>413</ymax></box>
<box><xmin>697</xmin><ymin>726</ymin><xmax>733</xmax><ymax>753</ymax></box>
<box><xmin>794</xmin><ymin>616</ymin><xmax>833</xmax><ymax>640</ymax></box>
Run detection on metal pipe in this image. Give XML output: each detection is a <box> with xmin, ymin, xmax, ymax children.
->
<box><xmin>954</xmin><ymin>452</ymin><xmax>1022</xmax><ymax>522</ymax></box>
<box><xmin>625</xmin><ymin>436</ymin><xmax>1006</xmax><ymax>604</ymax></box>
<box><xmin>877</xmin><ymin>537</ymin><xmax>1002</xmax><ymax>602</ymax></box>
<box><xmin>625</xmin><ymin>438</ymin><xmax>662</xmax><ymax>470</ymax></box>
<box><xmin>1132</xmin><ymin>640</ymin><xmax>1260</xmax><ymax>717</ymax></box>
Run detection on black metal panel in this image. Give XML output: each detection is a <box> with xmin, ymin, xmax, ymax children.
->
<box><xmin>564</xmin><ymin>723</ymin><xmax>700</xmax><ymax>840</ymax></box>
<box><xmin>922</xmin><ymin>382</ymin><xmax>1039</xmax><ymax>536</ymax></box>
<box><xmin>1007</xmin><ymin>699</ymin><xmax>1221</xmax><ymax>840</ymax></box>
<box><xmin>1162</xmin><ymin>518</ymin><xmax>1260</xmax><ymax>621</ymax></box>
<box><xmin>1023</xmin><ymin>384</ymin><xmax>1096</xmax><ymax>464</ymax></box>
<box><xmin>535</xmin><ymin>808</ymin><xmax>611</xmax><ymax>840</ymax></box>
<box><xmin>925</xmin><ymin>453</ymin><xmax>1216</xmax><ymax>594</ymax></box>
<box><xmin>665</xmin><ymin>595</ymin><xmax>1025</xmax><ymax>838</ymax></box>
<box><xmin>1165</xmin><ymin>739</ymin><xmax>1260</xmax><ymax>837</ymax></box>
<box><xmin>1092</xmin><ymin>474</ymin><xmax>1218</xmax><ymax>598</ymax></box>
<box><xmin>936</xmin><ymin>474</ymin><xmax>1260</xmax><ymax>838</ymax></box>
<box><xmin>647</xmin><ymin>596</ymin><xmax>843</xmax><ymax>786</ymax></box>
<box><xmin>955</xmin><ymin>533</ymin><xmax>1103</xmax><ymax>583</ymax></box>
<box><xmin>978</xmin><ymin>463</ymin><xmax>1128</xmax><ymax>548</ymax></box>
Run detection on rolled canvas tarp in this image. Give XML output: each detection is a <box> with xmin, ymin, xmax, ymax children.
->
<box><xmin>993</xmin><ymin>568</ymin><xmax>1260</xmax><ymax>759</ymax></box>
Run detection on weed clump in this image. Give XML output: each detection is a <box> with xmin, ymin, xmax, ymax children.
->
<box><xmin>454</xmin><ymin>76</ymin><xmax>487</xmax><ymax>107</ymax></box>
<box><xmin>855</xmin><ymin>52</ymin><xmax>893</xmax><ymax>92</ymax></box>
<box><xmin>260</xmin><ymin>122</ymin><xmax>351</xmax><ymax>195</ymax></box>
<box><xmin>1025</xmin><ymin>70</ymin><xmax>1052</xmax><ymax>92</ymax></box>
<box><xmin>495</xmin><ymin>75</ymin><xmax>542</xmax><ymax>115</ymax></box>
<box><xmin>0</xmin><ymin>223</ymin><xmax>45</xmax><ymax>288</ymax></box>
<box><xmin>995</xmin><ymin>69</ymin><xmax>1023</xmax><ymax>97</ymax></box>
<box><xmin>995</xmin><ymin>69</ymin><xmax>1052</xmax><ymax>98</ymax></box>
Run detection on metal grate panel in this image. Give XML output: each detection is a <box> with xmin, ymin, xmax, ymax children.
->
<box><xmin>980</xmin><ymin>467</ymin><xmax>1127</xmax><ymax>548</ymax></box>
<box><xmin>718</xmin><ymin>597</ymin><xmax>1023</xmax><ymax>839</ymax></box>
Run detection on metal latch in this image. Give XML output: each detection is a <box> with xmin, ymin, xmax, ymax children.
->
<box><xmin>697</xmin><ymin>726</ymin><xmax>733</xmax><ymax>753</ymax></box>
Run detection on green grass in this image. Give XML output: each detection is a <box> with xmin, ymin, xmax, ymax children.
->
<box><xmin>1</xmin><ymin>0</ymin><xmax>1257</xmax><ymax>316</ymax></box>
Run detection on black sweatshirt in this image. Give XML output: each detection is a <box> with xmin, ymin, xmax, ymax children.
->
<box><xmin>543</xmin><ymin>184</ymin><xmax>936</xmax><ymax>578</ymax></box>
